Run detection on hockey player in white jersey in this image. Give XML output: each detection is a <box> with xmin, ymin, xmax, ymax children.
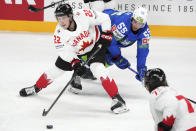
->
<box><xmin>19</xmin><ymin>3</ymin><xmax>129</xmax><ymax>114</ymax></box>
<box><xmin>143</xmin><ymin>68</ymin><xmax>196</xmax><ymax>131</ymax></box>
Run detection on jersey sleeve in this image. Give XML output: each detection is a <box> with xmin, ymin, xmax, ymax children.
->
<box><xmin>153</xmin><ymin>89</ymin><xmax>178</xmax><ymax>127</ymax></box>
<box><xmin>83</xmin><ymin>9</ymin><xmax>111</xmax><ymax>32</ymax></box>
<box><xmin>136</xmin><ymin>25</ymin><xmax>150</xmax><ymax>70</ymax></box>
<box><xmin>107</xmin><ymin>38</ymin><xmax>121</xmax><ymax>57</ymax></box>
<box><xmin>161</xmin><ymin>99</ymin><xmax>177</xmax><ymax>127</ymax></box>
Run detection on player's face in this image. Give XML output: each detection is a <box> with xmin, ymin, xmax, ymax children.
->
<box><xmin>56</xmin><ymin>15</ymin><xmax>70</xmax><ymax>30</ymax></box>
<box><xmin>132</xmin><ymin>18</ymin><xmax>144</xmax><ymax>31</ymax></box>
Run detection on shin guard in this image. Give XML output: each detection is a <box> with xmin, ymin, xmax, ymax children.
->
<box><xmin>100</xmin><ymin>77</ymin><xmax>118</xmax><ymax>98</ymax></box>
<box><xmin>36</xmin><ymin>73</ymin><xmax>53</xmax><ymax>89</ymax></box>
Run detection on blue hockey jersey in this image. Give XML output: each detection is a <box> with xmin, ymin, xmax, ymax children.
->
<box><xmin>103</xmin><ymin>9</ymin><xmax>150</xmax><ymax>71</ymax></box>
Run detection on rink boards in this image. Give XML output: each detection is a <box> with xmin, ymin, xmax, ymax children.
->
<box><xmin>0</xmin><ymin>0</ymin><xmax>196</xmax><ymax>38</ymax></box>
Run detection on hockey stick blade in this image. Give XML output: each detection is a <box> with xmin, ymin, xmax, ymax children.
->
<box><xmin>28</xmin><ymin>0</ymin><xmax>67</xmax><ymax>12</ymax></box>
<box><xmin>28</xmin><ymin>5</ymin><xmax>42</xmax><ymax>12</ymax></box>
<box><xmin>42</xmin><ymin>109</ymin><xmax>48</xmax><ymax>116</ymax></box>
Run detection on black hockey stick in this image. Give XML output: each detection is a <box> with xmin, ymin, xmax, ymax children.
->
<box><xmin>28</xmin><ymin>0</ymin><xmax>67</xmax><ymax>12</ymax></box>
<box><xmin>42</xmin><ymin>44</ymin><xmax>102</xmax><ymax>116</ymax></box>
<box><xmin>187</xmin><ymin>98</ymin><xmax>196</xmax><ymax>104</ymax></box>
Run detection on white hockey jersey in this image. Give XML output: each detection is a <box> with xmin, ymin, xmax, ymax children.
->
<box><xmin>53</xmin><ymin>9</ymin><xmax>111</xmax><ymax>63</ymax></box>
<box><xmin>149</xmin><ymin>86</ymin><xmax>196</xmax><ymax>131</ymax></box>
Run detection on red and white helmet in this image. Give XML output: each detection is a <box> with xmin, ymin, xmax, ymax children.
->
<box><xmin>132</xmin><ymin>7</ymin><xmax>148</xmax><ymax>25</ymax></box>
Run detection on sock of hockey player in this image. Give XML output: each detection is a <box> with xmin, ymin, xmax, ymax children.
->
<box><xmin>19</xmin><ymin>73</ymin><xmax>53</xmax><ymax>97</ymax></box>
<box><xmin>100</xmin><ymin>77</ymin><xmax>129</xmax><ymax>114</ymax></box>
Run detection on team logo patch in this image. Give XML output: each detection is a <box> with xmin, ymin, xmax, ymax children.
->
<box><xmin>112</xmin><ymin>25</ymin><xmax>125</xmax><ymax>41</ymax></box>
<box><xmin>142</xmin><ymin>38</ymin><xmax>149</xmax><ymax>45</ymax></box>
<box><xmin>79</xmin><ymin>40</ymin><xmax>93</xmax><ymax>52</ymax></box>
<box><xmin>139</xmin><ymin>38</ymin><xmax>149</xmax><ymax>48</ymax></box>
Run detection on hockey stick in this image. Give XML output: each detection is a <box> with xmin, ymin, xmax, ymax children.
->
<box><xmin>42</xmin><ymin>44</ymin><xmax>102</xmax><ymax>116</ymax></box>
<box><xmin>28</xmin><ymin>0</ymin><xmax>67</xmax><ymax>12</ymax></box>
<box><xmin>187</xmin><ymin>98</ymin><xmax>196</xmax><ymax>104</ymax></box>
<box><xmin>128</xmin><ymin>66</ymin><xmax>138</xmax><ymax>75</ymax></box>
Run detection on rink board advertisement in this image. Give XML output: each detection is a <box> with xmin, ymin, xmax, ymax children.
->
<box><xmin>0</xmin><ymin>0</ymin><xmax>44</xmax><ymax>21</ymax></box>
<box><xmin>115</xmin><ymin>0</ymin><xmax>196</xmax><ymax>26</ymax></box>
<box><xmin>43</xmin><ymin>0</ymin><xmax>196</xmax><ymax>26</ymax></box>
<box><xmin>0</xmin><ymin>0</ymin><xmax>196</xmax><ymax>38</ymax></box>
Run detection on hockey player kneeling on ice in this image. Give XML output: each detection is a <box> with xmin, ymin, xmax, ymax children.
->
<box><xmin>144</xmin><ymin>68</ymin><xmax>196</xmax><ymax>131</ymax></box>
<box><xmin>19</xmin><ymin>3</ymin><xmax>128</xmax><ymax>114</ymax></box>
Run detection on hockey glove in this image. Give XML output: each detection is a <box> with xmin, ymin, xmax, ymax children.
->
<box><xmin>135</xmin><ymin>66</ymin><xmax>147</xmax><ymax>82</ymax></box>
<box><xmin>71</xmin><ymin>59</ymin><xmax>86</xmax><ymax>76</ymax></box>
<box><xmin>112</xmin><ymin>55</ymin><xmax>130</xmax><ymax>69</ymax></box>
<box><xmin>105</xmin><ymin>54</ymin><xmax>114</xmax><ymax>66</ymax></box>
<box><xmin>101</xmin><ymin>31</ymin><xmax>113</xmax><ymax>42</ymax></box>
<box><xmin>99</xmin><ymin>31</ymin><xmax>113</xmax><ymax>47</ymax></box>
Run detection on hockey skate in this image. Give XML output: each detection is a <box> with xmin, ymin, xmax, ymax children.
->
<box><xmin>81</xmin><ymin>69</ymin><xmax>97</xmax><ymax>80</ymax></box>
<box><xmin>19</xmin><ymin>85</ymin><xmax>41</xmax><ymax>97</ymax></box>
<box><xmin>68</xmin><ymin>75</ymin><xmax>82</xmax><ymax>94</ymax></box>
<box><xmin>111</xmin><ymin>94</ymin><xmax>129</xmax><ymax>114</ymax></box>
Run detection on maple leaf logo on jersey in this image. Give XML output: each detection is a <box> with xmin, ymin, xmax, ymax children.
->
<box><xmin>79</xmin><ymin>40</ymin><xmax>93</xmax><ymax>52</ymax></box>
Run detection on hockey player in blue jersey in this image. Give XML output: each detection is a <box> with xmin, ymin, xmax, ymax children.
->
<box><xmin>84</xmin><ymin>0</ymin><xmax>150</xmax><ymax>82</ymax></box>
<box><xmin>105</xmin><ymin>7</ymin><xmax>150</xmax><ymax>82</ymax></box>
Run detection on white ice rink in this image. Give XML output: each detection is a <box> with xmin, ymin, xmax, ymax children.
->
<box><xmin>0</xmin><ymin>31</ymin><xmax>196</xmax><ymax>131</ymax></box>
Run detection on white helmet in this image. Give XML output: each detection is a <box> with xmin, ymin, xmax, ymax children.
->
<box><xmin>132</xmin><ymin>7</ymin><xmax>148</xmax><ymax>24</ymax></box>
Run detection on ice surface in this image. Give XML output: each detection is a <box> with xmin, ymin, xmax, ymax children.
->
<box><xmin>0</xmin><ymin>31</ymin><xmax>196</xmax><ymax>131</ymax></box>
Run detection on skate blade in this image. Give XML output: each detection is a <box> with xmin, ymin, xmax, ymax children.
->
<box><xmin>68</xmin><ymin>87</ymin><xmax>82</xmax><ymax>94</ymax></box>
<box><xmin>112</xmin><ymin>106</ymin><xmax>129</xmax><ymax>114</ymax></box>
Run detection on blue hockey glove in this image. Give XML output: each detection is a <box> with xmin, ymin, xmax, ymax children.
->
<box><xmin>112</xmin><ymin>55</ymin><xmax>130</xmax><ymax>69</ymax></box>
<box><xmin>136</xmin><ymin>66</ymin><xmax>147</xmax><ymax>82</ymax></box>
<box><xmin>105</xmin><ymin>54</ymin><xmax>114</xmax><ymax>66</ymax></box>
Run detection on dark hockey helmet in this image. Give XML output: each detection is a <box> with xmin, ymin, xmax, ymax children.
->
<box><xmin>55</xmin><ymin>3</ymin><xmax>73</xmax><ymax>17</ymax></box>
<box><xmin>144</xmin><ymin>68</ymin><xmax>166</xmax><ymax>92</ymax></box>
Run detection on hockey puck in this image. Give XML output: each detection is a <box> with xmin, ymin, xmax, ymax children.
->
<box><xmin>46</xmin><ymin>125</ymin><xmax>53</xmax><ymax>129</ymax></box>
